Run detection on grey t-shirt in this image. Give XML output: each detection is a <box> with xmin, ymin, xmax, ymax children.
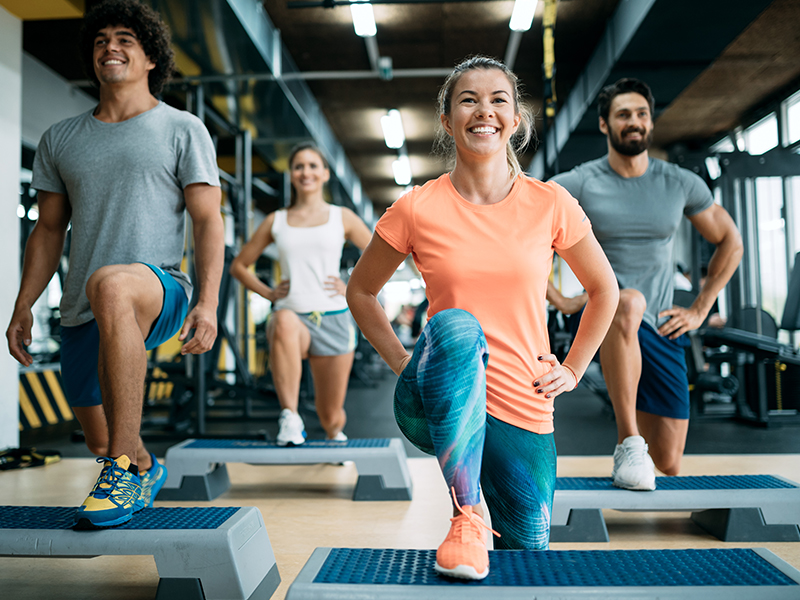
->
<box><xmin>32</xmin><ymin>102</ymin><xmax>220</xmax><ymax>326</ymax></box>
<box><xmin>552</xmin><ymin>156</ymin><xmax>714</xmax><ymax>329</ymax></box>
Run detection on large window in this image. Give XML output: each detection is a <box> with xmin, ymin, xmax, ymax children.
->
<box><xmin>784</xmin><ymin>90</ymin><xmax>800</xmax><ymax>147</ymax></box>
<box><xmin>754</xmin><ymin>177</ymin><xmax>788</xmax><ymax>325</ymax></box>
<box><xmin>743</xmin><ymin>113</ymin><xmax>779</xmax><ymax>155</ymax></box>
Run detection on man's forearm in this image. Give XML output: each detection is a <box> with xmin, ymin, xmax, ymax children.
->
<box><xmin>694</xmin><ymin>233</ymin><xmax>743</xmax><ymax>317</ymax></box>
<box><xmin>191</xmin><ymin>217</ymin><xmax>225</xmax><ymax>307</ymax></box>
<box><xmin>15</xmin><ymin>226</ymin><xmax>67</xmax><ymax>310</ymax></box>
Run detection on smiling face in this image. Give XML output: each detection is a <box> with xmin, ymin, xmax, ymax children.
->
<box><xmin>600</xmin><ymin>92</ymin><xmax>654</xmax><ymax>157</ymax></box>
<box><xmin>440</xmin><ymin>68</ymin><xmax>521</xmax><ymax>161</ymax></box>
<box><xmin>290</xmin><ymin>149</ymin><xmax>330</xmax><ymax>197</ymax></box>
<box><xmin>93</xmin><ymin>25</ymin><xmax>155</xmax><ymax>89</ymax></box>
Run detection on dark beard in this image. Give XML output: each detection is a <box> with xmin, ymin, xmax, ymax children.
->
<box><xmin>609</xmin><ymin>127</ymin><xmax>653</xmax><ymax>156</ymax></box>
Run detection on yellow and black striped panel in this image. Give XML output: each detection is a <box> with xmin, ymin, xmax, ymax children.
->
<box><xmin>19</xmin><ymin>368</ymin><xmax>74</xmax><ymax>431</ymax></box>
<box><xmin>147</xmin><ymin>367</ymin><xmax>175</xmax><ymax>402</ymax></box>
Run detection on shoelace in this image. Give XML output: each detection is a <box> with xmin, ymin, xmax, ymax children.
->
<box><xmin>449</xmin><ymin>487</ymin><xmax>500</xmax><ymax>539</ymax></box>
<box><xmin>623</xmin><ymin>442</ymin><xmax>649</xmax><ymax>468</ymax></box>
<box><xmin>89</xmin><ymin>457</ymin><xmax>128</xmax><ymax>499</ymax></box>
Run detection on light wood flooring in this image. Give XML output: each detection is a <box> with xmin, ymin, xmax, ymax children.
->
<box><xmin>1</xmin><ymin>453</ymin><xmax>799</xmax><ymax>599</ymax></box>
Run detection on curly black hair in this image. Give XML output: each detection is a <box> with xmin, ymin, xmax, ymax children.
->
<box><xmin>80</xmin><ymin>0</ymin><xmax>175</xmax><ymax>96</ymax></box>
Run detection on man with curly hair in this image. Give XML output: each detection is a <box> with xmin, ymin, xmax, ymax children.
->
<box><xmin>6</xmin><ymin>0</ymin><xmax>224</xmax><ymax>529</ymax></box>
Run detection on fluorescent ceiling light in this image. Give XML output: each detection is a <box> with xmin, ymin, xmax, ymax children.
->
<box><xmin>350</xmin><ymin>1</ymin><xmax>377</xmax><ymax>38</ymax></box>
<box><xmin>381</xmin><ymin>109</ymin><xmax>406</xmax><ymax>149</ymax></box>
<box><xmin>392</xmin><ymin>155</ymin><xmax>411</xmax><ymax>186</ymax></box>
<box><xmin>509</xmin><ymin>0</ymin><xmax>539</xmax><ymax>32</ymax></box>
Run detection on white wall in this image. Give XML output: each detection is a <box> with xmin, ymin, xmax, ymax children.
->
<box><xmin>0</xmin><ymin>6</ymin><xmax>22</xmax><ymax>451</ymax></box>
<box><xmin>21</xmin><ymin>52</ymin><xmax>95</xmax><ymax>148</ymax></box>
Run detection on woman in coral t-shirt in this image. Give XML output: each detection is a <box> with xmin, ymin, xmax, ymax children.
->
<box><xmin>346</xmin><ymin>57</ymin><xmax>619</xmax><ymax>580</ymax></box>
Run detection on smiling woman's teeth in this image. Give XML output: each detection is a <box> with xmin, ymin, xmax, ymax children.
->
<box><xmin>470</xmin><ymin>126</ymin><xmax>496</xmax><ymax>134</ymax></box>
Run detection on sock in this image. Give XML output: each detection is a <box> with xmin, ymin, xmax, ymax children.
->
<box><xmin>127</xmin><ymin>464</ymin><xmax>139</xmax><ymax>476</ymax></box>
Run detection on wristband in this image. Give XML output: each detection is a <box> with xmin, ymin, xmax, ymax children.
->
<box><xmin>562</xmin><ymin>364</ymin><xmax>579</xmax><ymax>390</ymax></box>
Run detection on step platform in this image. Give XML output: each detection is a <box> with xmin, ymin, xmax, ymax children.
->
<box><xmin>551</xmin><ymin>474</ymin><xmax>800</xmax><ymax>543</ymax></box>
<box><xmin>0</xmin><ymin>505</ymin><xmax>280</xmax><ymax>600</ymax></box>
<box><xmin>159</xmin><ymin>438</ymin><xmax>413</xmax><ymax>502</ymax></box>
<box><xmin>286</xmin><ymin>547</ymin><xmax>800</xmax><ymax>599</ymax></box>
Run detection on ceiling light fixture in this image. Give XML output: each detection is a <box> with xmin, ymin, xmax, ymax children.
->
<box><xmin>350</xmin><ymin>0</ymin><xmax>377</xmax><ymax>38</ymax></box>
<box><xmin>509</xmin><ymin>0</ymin><xmax>540</xmax><ymax>32</ymax></box>
<box><xmin>392</xmin><ymin>155</ymin><xmax>411</xmax><ymax>186</ymax></box>
<box><xmin>381</xmin><ymin>109</ymin><xmax>406</xmax><ymax>149</ymax></box>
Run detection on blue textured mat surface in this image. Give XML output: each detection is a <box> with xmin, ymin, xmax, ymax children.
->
<box><xmin>556</xmin><ymin>475</ymin><xmax>797</xmax><ymax>491</ymax></box>
<box><xmin>0</xmin><ymin>506</ymin><xmax>240</xmax><ymax>530</ymax></box>
<box><xmin>184</xmin><ymin>438</ymin><xmax>391</xmax><ymax>449</ymax></box>
<box><xmin>313</xmin><ymin>548</ymin><xmax>798</xmax><ymax>587</ymax></box>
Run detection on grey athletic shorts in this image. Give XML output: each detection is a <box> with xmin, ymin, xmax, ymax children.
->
<box><xmin>291</xmin><ymin>308</ymin><xmax>357</xmax><ymax>356</ymax></box>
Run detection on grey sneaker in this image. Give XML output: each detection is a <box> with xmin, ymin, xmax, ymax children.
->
<box><xmin>277</xmin><ymin>409</ymin><xmax>306</xmax><ymax>446</ymax></box>
<box><xmin>612</xmin><ymin>435</ymin><xmax>656</xmax><ymax>490</ymax></box>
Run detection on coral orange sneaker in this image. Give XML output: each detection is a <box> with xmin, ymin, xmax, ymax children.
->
<box><xmin>435</xmin><ymin>488</ymin><xmax>499</xmax><ymax>580</ymax></box>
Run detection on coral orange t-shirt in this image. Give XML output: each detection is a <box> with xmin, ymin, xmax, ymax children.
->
<box><xmin>376</xmin><ymin>173</ymin><xmax>591</xmax><ymax>434</ymax></box>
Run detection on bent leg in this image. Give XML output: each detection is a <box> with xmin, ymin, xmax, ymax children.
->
<box><xmin>267</xmin><ymin>309</ymin><xmax>311</xmax><ymax>412</ymax></box>
<box><xmin>637</xmin><ymin>411</ymin><xmax>688</xmax><ymax>475</ymax></box>
<box><xmin>481</xmin><ymin>415</ymin><xmax>556</xmax><ymax>549</ymax></box>
<box><xmin>394</xmin><ymin>308</ymin><xmax>489</xmax><ymax>508</ymax></box>
<box><xmin>599</xmin><ymin>289</ymin><xmax>647</xmax><ymax>442</ymax></box>
<box><xmin>71</xmin><ymin>405</ymin><xmax>151</xmax><ymax>470</ymax></box>
<box><xmin>86</xmin><ymin>264</ymin><xmax>164</xmax><ymax>467</ymax></box>
<box><xmin>635</xmin><ymin>321</ymin><xmax>691</xmax><ymax>475</ymax></box>
<box><xmin>309</xmin><ymin>352</ymin><xmax>354</xmax><ymax>438</ymax></box>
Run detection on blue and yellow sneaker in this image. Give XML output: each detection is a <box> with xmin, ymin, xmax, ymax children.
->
<box><xmin>73</xmin><ymin>455</ymin><xmax>142</xmax><ymax>530</ymax></box>
<box><xmin>137</xmin><ymin>452</ymin><xmax>168</xmax><ymax>509</ymax></box>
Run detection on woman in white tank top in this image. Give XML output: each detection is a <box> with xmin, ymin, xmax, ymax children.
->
<box><xmin>230</xmin><ymin>144</ymin><xmax>372</xmax><ymax>445</ymax></box>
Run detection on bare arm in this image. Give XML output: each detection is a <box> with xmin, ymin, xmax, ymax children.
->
<box><xmin>546</xmin><ymin>279</ymin><xmax>588</xmax><ymax>315</ymax></box>
<box><xmin>536</xmin><ymin>232</ymin><xmax>618</xmax><ymax>398</ymax></box>
<box><xmin>229</xmin><ymin>212</ymin><xmax>290</xmax><ymax>302</ymax></box>
<box><xmin>659</xmin><ymin>204</ymin><xmax>743</xmax><ymax>338</ymax></box>
<box><xmin>6</xmin><ymin>191</ymin><xmax>71</xmax><ymax>366</ymax></box>
<box><xmin>346</xmin><ymin>233</ymin><xmax>411</xmax><ymax>375</ymax></box>
<box><xmin>342</xmin><ymin>207</ymin><xmax>373</xmax><ymax>251</ymax></box>
<box><xmin>181</xmin><ymin>183</ymin><xmax>225</xmax><ymax>354</ymax></box>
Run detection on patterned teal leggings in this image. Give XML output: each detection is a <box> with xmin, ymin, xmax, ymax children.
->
<box><xmin>395</xmin><ymin>308</ymin><xmax>556</xmax><ymax>549</ymax></box>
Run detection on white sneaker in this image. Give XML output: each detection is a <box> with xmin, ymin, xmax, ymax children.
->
<box><xmin>277</xmin><ymin>409</ymin><xmax>306</xmax><ymax>446</ymax></box>
<box><xmin>329</xmin><ymin>431</ymin><xmax>348</xmax><ymax>442</ymax></box>
<box><xmin>612</xmin><ymin>435</ymin><xmax>656</xmax><ymax>491</ymax></box>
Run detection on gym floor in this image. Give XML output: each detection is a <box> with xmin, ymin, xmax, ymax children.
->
<box><xmin>6</xmin><ymin>368</ymin><xmax>800</xmax><ymax>599</ymax></box>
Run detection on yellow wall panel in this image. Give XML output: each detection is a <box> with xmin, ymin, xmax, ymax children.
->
<box><xmin>0</xmin><ymin>0</ymin><xmax>83</xmax><ymax>20</ymax></box>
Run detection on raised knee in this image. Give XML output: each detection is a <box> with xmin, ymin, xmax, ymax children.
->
<box><xmin>613</xmin><ymin>290</ymin><xmax>646</xmax><ymax>332</ymax></box>
<box><xmin>86</xmin><ymin>267</ymin><xmax>132</xmax><ymax>310</ymax></box>
<box><xmin>270</xmin><ymin>310</ymin><xmax>301</xmax><ymax>339</ymax></box>
<box><xmin>426</xmin><ymin>308</ymin><xmax>483</xmax><ymax>339</ymax></box>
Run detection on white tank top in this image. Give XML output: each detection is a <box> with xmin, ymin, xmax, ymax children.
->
<box><xmin>271</xmin><ymin>204</ymin><xmax>348</xmax><ymax>313</ymax></box>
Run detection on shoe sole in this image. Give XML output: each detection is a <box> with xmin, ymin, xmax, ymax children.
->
<box><xmin>73</xmin><ymin>512</ymin><xmax>135</xmax><ymax>530</ymax></box>
<box><xmin>434</xmin><ymin>562</ymin><xmax>489</xmax><ymax>580</ymax></box>
<box><xmin>612</xmin><ymin>479</ymin><xmax>656</xmax><ymax>491</ymax></box>
<box><xmin>276</xmin><ymin>439</ymin><xmax>306</xmax><ymax>446</ymax></box>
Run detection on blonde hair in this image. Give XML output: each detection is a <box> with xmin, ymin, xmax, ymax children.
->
<box><xmin>433</xmin><ymin>56</ymin><xmax>535</xmax><ymax>179</ymax></box>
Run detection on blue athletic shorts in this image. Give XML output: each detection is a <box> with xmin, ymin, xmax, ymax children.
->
<box><xmin>59</xmin><ymin>264</ymin><xmax>189</xmax><ymax>408</ymax></box>
<box><xmin>571</xmin><ymin>308</ymin><xmax>691</xmax><ymax>420</ymax></box>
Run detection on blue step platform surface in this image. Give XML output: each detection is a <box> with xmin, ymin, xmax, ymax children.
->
<box><xmin>286</xmin><ymin>547</ymin><xmax>800</xmax><ymax>599</ymax></box>
<box><xmin>0</xmin><ymin>505</ymin><xmax>280</xmax><ymax>600</ymax></box>
<box><xmin>159</xmin><ymin>437</ymin><xmax>413</xmax><ymax>502</ymax></box>
<box><xmin>551</xmin><ymin>474</ymin><xmax>800</xmax><ymax>543</ymax></box>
